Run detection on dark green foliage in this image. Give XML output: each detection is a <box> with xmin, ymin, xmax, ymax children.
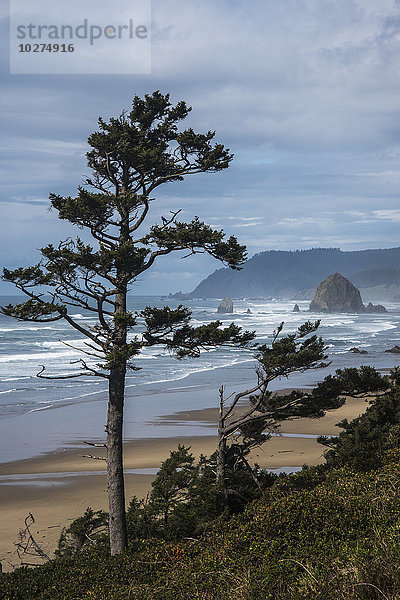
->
<box><xmin>141</xmin><ymin>305</ymin><xmax>254</xmax><ymax>358</ymax></box>
<box><xmin>125</xmin><ymin>447</ymin><xmax>221</xmax><ymax>541</ymax></box>
<box><xmin>147</xmin><ymin>444</ymin><xmax>195</xmax><ymax>525</ymax></box>
<box><xmin>146</xmin><ymin>217</ymin><xmax>247</xmax><ymax>269</ymax></box>
<box><xmin>124</xmin><ymin>446</ymin><xmax>280</xmax><ymax>543</ymax></box>
<box><xmin>102</xmin><ymin>340</ymin><xmax>142</xmax><ymax>370</ymax></box>
<box><xmin>227</xmin><ymin>321</ymin><xmax>343</xmax><ymax>443</ymax></box>
<box><xmin>332</xmin><ymin>365</ymin><xmax>390</xmax><ymax>396</ymax></box>
<box><xmin>0</xmin><ymin>298</ymin><xmax>64</xmax><ymax>322</ymax></box>
<box><xmin>2</xmin><ymin>91</ymin><xmax>249</xmax><ymax>374</ymax></box>
<box><xmin>253</xmin><ymin>363</ymin><xmax>388</xmax><ymax>428</ymax></box>
<box><xmin>113</xmin><ymin>311</ymin><xmax>136</xmax><ymax>328</ymax></box>
<box><xmin>212</xmin><ymin>321</ymin><xmax>351</xmax><ymax>511</ymax></box>
<box><xmin>85</xmin><ymin>91</ymin><xmax>232</xmax><ymax>188</ymax></box>
<box><xmin>2</xmin><ymin>265</ymin><xmax>54</xmax><ymax>288</ymax></box>
<box><xmin>256</xmin><ymin>321</ymin><xmax>328</xmax><ymax>379</ymax></box>
<box><xmin>141</xmin><ymin>305</ymin><xmax>191</xmax><ymax>333</ymax></box>
<box><xmin>319</xmin><ymin>369</ymin><xmax>400</xmax><ymax>471</ymax></box>
<box><xmin>126</xmin><ymin>496</ymin><xmax>161</xmax><ymax>541</ymax></box>
<box><xmin>2</xmin><ymin>454</ymin><xmax>400</xmax><ymax>599</ymax></box>
<box><xmin>55</xmin><ymin>507</ymin><xmax>108</xmax><ymax>557</ymax></box>
<box><xmin>50</xmin><ymin>188</ymin><xmax>116</xmax><ymax>230</ymax></box>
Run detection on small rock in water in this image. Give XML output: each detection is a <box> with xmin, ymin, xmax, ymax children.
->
<box><xmin>217</xmin><ymin>297</ymin><xmax>233</xmax><ymax>314</ymax></box>
<box><xmin>349</xmin><ymin>347</ymin><xmax>368</xmax><ymax>354</ymax></box>
<box><xmin>385</xmin><ymin>345</ymin><xmax>400</xmax><ymax>354</ymax></box>
<box><xmin>292</xmin><ymin>303</ymin><xmax>300</xmax><ymax>312</ymax></box>
<box><xmin>365</xmin><ymin>302</ymin><xmax>387</xmax><ymax>313</ymax></box>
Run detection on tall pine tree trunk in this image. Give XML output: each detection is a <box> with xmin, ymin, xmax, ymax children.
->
<box><xmin>107</xmin><ymin>271</ymin><xmax>129</xmax><ymax>554</ymax></box>
<box><xmin>107</xmin><ymin>364</ymin><xmax>128</xmax><ymax>554</ymax></box>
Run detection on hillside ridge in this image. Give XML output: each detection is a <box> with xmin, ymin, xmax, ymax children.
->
<box><xmin>189</xmin><ymin>247</ymin><xmax>400</xmax><ymax>299</ymax></box>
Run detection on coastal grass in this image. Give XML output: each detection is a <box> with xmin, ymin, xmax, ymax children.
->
<box><xmin>1</xmin><ymin>451</ymin><xmax>400</xmax><ymax>600</ymax></box>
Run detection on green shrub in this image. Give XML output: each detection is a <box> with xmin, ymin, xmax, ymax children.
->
<box><xmin>319</xmin><ymin>373</ymin><xmax>400</xmax><ymax>471</ymax></box>
<box><xmin>55</xmin><ymin>507</ymin><xmax>108</xmax><ymax>557</ymax></box>
<box><xmin>2</xmin><ymin>453</ymin><xmax>400</xmax><ymax>599</ymax></box>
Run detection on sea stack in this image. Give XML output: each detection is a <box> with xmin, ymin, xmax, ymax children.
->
<box><xmin>217</xmin><ymin>297</ymin><xmax>234</xmax><ymax>314</ymax></box>
<box><xmin>310</xmin><ymin>273</ymin><xmax>365</xmax><ymax>313</ymax></box>
<box><xmin>310</xmin><ymin>273</ymin><xmax>387</xmax><ymax>313</ymax></box>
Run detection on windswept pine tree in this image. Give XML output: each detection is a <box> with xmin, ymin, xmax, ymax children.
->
<box><xmin>215</xmin><ymin>321</ymin><xmax>341</xmax><ymax>503</ymax></box>
<box><xmin>1</xmin><ymin>91</ymin><xmax>254</xmax><ymax>555</ymax></box>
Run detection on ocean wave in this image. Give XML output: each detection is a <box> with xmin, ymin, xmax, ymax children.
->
<box><xmin>69</xmin><ymin>313</ymin><xmax>97</xmax><ymax>321</ymax></box>
<box><xmin>0</xmin><ymin>350</ymin><xmax>78</xmax><ymax>363</ymax></box>
<box><xmin>134</xmin><ymin>347</ymin><xmax>169</xmax><ymax>360</ymax></box>
<box><xmin>355</xmin><ymin>322</ymin><xmax>397</xmax><ymax>333</ymax></box>
<box><xmin>50</xmin><ymin>386</ymin><xmax>107</xmax><ymax>404</ymax></box>
<box><xmin>2</xmin><ymin>297</ymin><xmax>400</xmax><ymax>427</ymax></box>
<box><xmin>0</xmin><ymin>326</ymin><xmax>57</xmax><ymax>332</ymax></box>
<box><xmin>125</xmin><ymin>355</ymin><xmax>255</xmax><ymax>389</ymax></box>
<box><xmin>28</xmin><ymin>405</ymin><xmax>53</xmax><ymax>413</ymax></box>
<box><xmin>32</xmin><ymin>341</ymin><xmax>65</xmax><ymax>349</ymax></box>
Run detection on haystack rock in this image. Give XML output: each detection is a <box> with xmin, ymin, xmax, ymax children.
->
<box><xmin>217</xmin><ymin>297</ymin><xmax>233</xmax><ymax>314</ymax></box>
<box><xmin>310</xmin><ymin>273</ymin><xmax>366</xmax><ymax>313</ymax></box>
<box><xmin>310</xmin><ymin>273</ymin><xmax>387</xmax><ymax>313</ymax></box>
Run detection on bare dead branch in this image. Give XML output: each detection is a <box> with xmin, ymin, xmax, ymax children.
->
<box><xmin>37</xmin><ymin>364</ymin><xmax>109</xmax><ymax>380</ymax></box>
<box><xmin>272</xmin><ymin>321</ymin><xmax>284</xmax><ymax>342</ymax></box>
<box><xmin>222</xmin><ymin>379</ymin><xmax>267</xmax><ymax>423</ymax></box>
<box><xmin>81</xmin><ymin>454</ymin><xmax>107</xmax><ymax>461</ymax></box>
<box><xmin>60</xmin><ymin>339</ymin><xmax>104</xmax><ymax>360</ymax></box>
<box><xmin>70</xmin><ymin>359</ymin><xmax>109</xmax><ymax>379</ymax></box>
<box><xmin>236</xmin><ymin>446</ymin><xmax>262</xmax><ymax>490</ymax></box>
<box><xmin>352</xmin><ymin>583</ymin><xmax>390</xmax><ymax>599</ymax></box>
<box><xmin>15</xmin><ymin>513</ymin><xmax>50</xmax><ymax>562</ymax></box>
<box><xmin>279</xmin><ymin>558</ymin><xmax>318</xmax><ymax>583</ymax></box>
<box><xmin>84</xmin><ymin>441</ymin><xmax>107</xmax><ymax>448</ymax></box>
<box><xmin>63</xmin><ymin>313</ymin><xmax>107</xmax><ymax>349</ymax></box>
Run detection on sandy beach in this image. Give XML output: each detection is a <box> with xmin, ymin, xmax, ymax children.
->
<box><xmin>0</xmin><ymin>392</ymin><xmax>372</xmax><ymax>571</ymax></box>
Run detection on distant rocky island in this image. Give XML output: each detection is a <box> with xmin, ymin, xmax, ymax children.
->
<box><xmin>217</xmin><ymin>297</ymin><xmax>234</xmax><ymax>313</ymax></box>
<box><xmin>185</xmin><ymin>247</ymin><xmax>400</xmax><ymax>301</ymax></box>
<box><xmin>309</xmin><ymin>273</ymin><xmax>387</xmax><ymax>313</ymax></box>
<box><xmin>168</xmin><ymin>291</ymin><xmax>192</xmax><ymax>301</ymax></box>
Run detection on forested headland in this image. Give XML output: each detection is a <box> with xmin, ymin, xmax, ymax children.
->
<box><xmin>190</xmin><ymin>247</ymin><xmax>400</xmax><ymax>300</ymax></box>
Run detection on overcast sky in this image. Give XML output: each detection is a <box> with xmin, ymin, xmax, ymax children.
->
<box><xmin>1</xmin><ymin>0</ymin><xmax>400</xmax><ymax>295</ymax></box>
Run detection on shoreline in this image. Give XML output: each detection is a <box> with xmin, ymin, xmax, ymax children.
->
<box><xmin>1</xmin><ymin>346</ymin><xmax>397</xmax><ymax>464</ymax></box>
<box><xmin>0</xmin><ymin>392</ymin><xmax>373</xmax><ymax>569</ymax></box>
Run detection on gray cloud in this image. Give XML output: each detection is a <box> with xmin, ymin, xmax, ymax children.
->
<box><xmin>1</xmin><ymin>0</ymin><xmax>400</xmax><ymax>294</ymax></box>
